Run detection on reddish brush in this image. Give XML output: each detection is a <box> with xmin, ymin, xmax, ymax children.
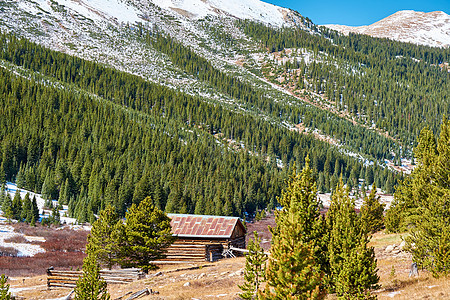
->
<box><xmin>0</xmin><ymin>224</ymin><xmax>89</xmax><ymax>277</ymax></box>
<box><xmin>0</xmin><ymin>252</ymin><xmax>86</xmax><ymax>277</ymax></box>
<box><xmin>4</xmin><ymin>235</ymin><xmax>29</xmax><ymax>244</ymax></box>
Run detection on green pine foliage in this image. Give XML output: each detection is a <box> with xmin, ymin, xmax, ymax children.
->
<box><xmin>238</xmin><ymin>20</ymin><xmax>450</xmax><ymax>150</ymax></box>
<box><xmin>0</xmin><ymin>30</ymin><xmax>400</xmax><ymax>222</ymax></box>
<box><xmin>0</xmin><ymin>184</ymin><xmax>6</xmax><ymax>210</ymax></box>
<box><xmin>261</xmin><ymin>162</ymin><xmax>325</xmax><ymax>299</ymax></box>
<box><xmin>0</xmin><ymin>274</ymin><xmax>11</xmax><ymax>300</ymax></box>
<box><xmin>1</xmin><ymin>193</ymin><xmax>13</xmax><ymax>222</ymax></box>
<box><xmin>326</xmin><ymin>179</ymin><xmax>379</xmax><ymax>298</ymax></box>
<box><xmin>11</xmin><ymin>190</ymin><xmax>21</xmax><ymax>221</ymax></box>
<box><xmin>239</xmin><ymin>231</ymin><xmax>267</xmax><ymax>300</ymax></box>
<box><xmin>0</xmin><ymin>166</ymin><xmax>5</xmax><ymax>185</ymax></box>
<box><xmin>21</xmin><ymin>193</ymin><xmax>32</xmax><ymax>223</ymax></box>
<box><xmin>74</xmin><ymin>253</ymin><xmax>110</xmax><ymax>300</ymax></box>
<box><xmin>360</xmin><ymin>184</ymin><xmax>385</xmax><ymax>234</ymax></box>
<box><xmin>87</xmin><ymin>205</ymin><xmax>122</xmax><ymax>270</ymax></box>
<box><xmin>31</xmin><ymin>196</ymin><xmax>39</xmax><ymax>224</ymax></box>
<box><xmin>118</xmin><ymin>196</ymin><xmax>175</xmax><ymax>272</ymax></box>
<box><xmin>389</xmin><ymin>119</ymin><xmax>450</xmax><ymax>277</ymax></box>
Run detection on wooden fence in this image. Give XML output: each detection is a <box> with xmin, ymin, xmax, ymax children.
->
<box><xmin>47</xmin><ymin>267</ymin><xmax>145</xmax><ymax>289</ymax></box>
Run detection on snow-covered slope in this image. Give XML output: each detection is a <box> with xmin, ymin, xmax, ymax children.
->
<box><xmin>152</xmin><ymin>0</ymin><xmax>292</xmax><ymax>27</ymax></box>
<box><xmin>325</xmin><ymin>10</ymin><xmax>450</xmax><ymax>48</ymax></box>
<box><xmin>0</xmin><ymin>0</ymin><xmax>304</xmax><ymax>95</ymax></box>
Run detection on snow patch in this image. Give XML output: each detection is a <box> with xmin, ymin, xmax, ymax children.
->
<box><xmin>51</xmin><ymin>0</ymin><xmax>143</xmax><ymax>24</ymax></box>
<box><xmin>152</xmin><ymin>0</ymin><xmax>290</xmax><ymax>27</ymax></box>
<box><xmin>325</xmin><ymin>10</ymin><xmax>450</xmax><ymax>48</ymax></box>
<box><xmin>0</xmin><ymin>224</ymin><xmax>45</xmax><ymax>257</ymax></box>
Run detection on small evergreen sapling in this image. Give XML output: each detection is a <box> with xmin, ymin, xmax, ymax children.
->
<box><xmin>74</xmin><ymin>252</ymin><xmax>110</xmax><ymax>300</ymax></box>
<box><xmin>239</xmin><ymin>231</ymin><xmax>267</xmax><ymax>300</ymax></box>
<box><xmin>0</xmin><ymin>274</ymin><xmax>11</xmax><ymax>300</ymax></box>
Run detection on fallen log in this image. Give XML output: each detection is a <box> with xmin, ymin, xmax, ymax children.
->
<box><xmin>124</xmin><ymin>288</ymin><xmax>150</xmax><ymax>300</ymax></box>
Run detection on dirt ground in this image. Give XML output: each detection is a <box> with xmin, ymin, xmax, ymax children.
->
<box><xmin>6</xmin><ymin>216</ymin><xmax>450</xmax><ymax>299</ymax></box>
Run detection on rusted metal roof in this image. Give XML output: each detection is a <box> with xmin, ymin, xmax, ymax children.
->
<box><xmin>167</xmin><ymin>214</ymin><xmax>246</xmax><ymax>239</ymax></box>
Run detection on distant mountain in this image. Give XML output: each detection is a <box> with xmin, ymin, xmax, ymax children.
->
<box><xmin>325</xmin><ymin>10</ymin><xmax>450</xmax><ymax>48</ymax></box>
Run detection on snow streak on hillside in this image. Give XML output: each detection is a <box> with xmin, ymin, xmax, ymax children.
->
<box><xmin>21</xmin><ymin>0</ymin><xmax>143</xmax><ymax>24</ymax></box>
<box><xmin>325</xmin><ymin>10</ymin><xmax>450</xmax><ymax>48</ymax></box>
<box><xmin>152</xmin><ymin>0</ymin><xmax>291</xmax><ymax>27</ymax></box>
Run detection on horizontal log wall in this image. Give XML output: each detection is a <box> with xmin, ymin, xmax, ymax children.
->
<box><xmin>47</xmin><ymin>268</ymin><xmax>145</xmax><ymax>289</ymax></box>
<box><xmin>162</xmin><ymin>235</ymin><xmax>246</xmax><ymax>263</ymax></box>
<box><xmin>163</xmin><ymin>243</ymin><xmax>207</xmax><ymax>263</ymax></box>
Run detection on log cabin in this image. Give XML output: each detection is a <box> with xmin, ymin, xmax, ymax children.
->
<box><xmin>160</xmin><ymin>214</ymin><xmax>246</xmax><ymax>263</ymax></box>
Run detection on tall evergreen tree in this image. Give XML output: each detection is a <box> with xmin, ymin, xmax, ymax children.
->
<box><xmin>399</xmin><ymin>120</ymin><xmax>450</xmax><ymax>277</ymax></box>
<box><xmin>326</xmin><ymin>178</ymin><xmax>379</xmax><ymax>298</ymax></box>
<box><xmin>239</xmin><ymin>232</ymin><xmax>267</xmax><ymax>300</ymax></box>
<box><xmin>119</xmin><ymin>196</ymin><xmax>175</xmax><ymax>272</ymax></box>
<box><xmin>0</xmin><ymin>165</ymin><xmax>6</xmax><ymax>185</ymax></box>
<box><xmin>1</xmin><ymin>194</ymin><xmax>13</xmax><ymax>222</ymax></box>
<box><xmin>0</xmin><ymin>185</ymin><xmax>6</xmax><ymax>209</ymax></box>
<box><xmin>87</xmin><ymin>205</ymin><xmax>122</xmax><ymax>269</ymax></box>
<box><xmin>360</xmin><ymin>184</ymin><xmax>385</xmax><ymax>234</ymax></box>
<box><xmin>11</xmin><ymin>190</ymin><xmax>22</xmax><ymax>221</ymax></box>
<box><xmin>32</xmin><ymin>195</ymin><xmax>40</xmax><ymax>224</ymax></box>
<box><xmin>261</xmin><ymin>161</ymin><xmax>325</xmax><ymax>299</ymax></box>
<box><xmin>21</xmin><ymin>193</ymin><xmax>32</xmax><ymax>223</ymax></box>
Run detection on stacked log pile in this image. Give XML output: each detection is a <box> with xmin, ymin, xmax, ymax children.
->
<box><xmin>47</xmin><ymin>268</ymin><xmax>145</xmax><ymax>289</ymax></box>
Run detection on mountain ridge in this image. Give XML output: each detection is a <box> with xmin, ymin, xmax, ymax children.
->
<box><xmin>325</xmin><ymin>10</ymin><xmax>450</xmax><ymax>48</ymax></box>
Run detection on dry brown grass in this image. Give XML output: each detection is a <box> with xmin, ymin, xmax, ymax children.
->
<box><xmin>9</xmin><ymin>259</ymin><xmax>246</xmax><ymax>300</ymax></box>
<box><xmin>7</xmin><ymin>222</ymin><xmax>450</xmax><ymax>299</ymax></box>
<box><xmin>365</xmin><ymin>231</ymin><xmax>450</xmax><ymax>299</ymax></box>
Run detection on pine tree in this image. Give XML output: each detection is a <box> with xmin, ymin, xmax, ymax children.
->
<box><xmin>11</xmin><ymin>190</ymin><xmax>22</xmax><ymax>220</ymax></box>
<box><xmin>326</xmin><ymin>178</ymin><xmax>379</xmax><ymax>298</ymax></box>
<box><xmin>0</xmin><ymin>165</ymin><xmax>5</xmax><ymax>185</ymax></box>
<box><xmin>87</xmin><ymin>205</ymin><xmax>121</xmax><ymax>269</ymax></box>
<box><xmin>0</xmin><ymin>274</ymin><xmax>12</xmax><ymax>300</ymax></box>
<box><xmin>402</xmin><ymin>120</ymin><xmax>450</xmax><ymax>276</ymax></box>
<box><xmin>239</xmin><ymin>232</ymin><xmax>267</xmax><ymax>300</ymax></box>
<box><xmin>360</xmin><ymin>184</ymin><xmax>385</xmax><ymax>234</ymax></box>
<box><xmin>41</xmin><ymin>171</ymin><xmax>57</xmax><ymax>200</ymax></box>
<box><xmin>21</xmin><ymin>193</ymin><xmax>32</xmax><ymax>223</ymax></box>
<box><xmin>51</xmin><ymin>206</ymin><xmax>60</xmax><ymax>225</ymax></box>
<box><xmin>0</xmin><ymin>185</ymin><xmax>6</xmax><ymax>209</ymax></box>
<box><xmin>15</xmin><ymin>165</ymin><xmax>25</xmax><ymax>189</ymax></box>
<box><xmin>32</xmin><ymin>195</ymin><xmax>40</xmax><ymax>223</ymax></box>
<box><xmin>1</xmin><ymin>194</ymin><xmax>13</xmax><ymax>222</ymax></box>
<box><xmin>119</xmin><ymin>196</ymin><xmax>175</xmax><ymax>273</ymax></box>
<box><xmin>74</xmin><ymin>252</ymin><xmax>110</xmax><ymax>300</ymax></box>
<box><xmin>260</xmin><ymin>161</ymin><xmax>325</xmax><ymax>299</ymax></box>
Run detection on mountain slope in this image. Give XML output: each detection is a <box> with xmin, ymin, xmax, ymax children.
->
<box><xmin>2</xmin><ymin>0</ymin><xmax>450</xmax><ymax>219</ymax></box>
<box><xmin>151</xmin><ymin>0</ymin><xmax>298</xmax><ymax>27</ymax></box>
<box><xmin>325</xmin><ymin>10</ymin><xmax>450</xmax><ymax>48</ymax></box>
